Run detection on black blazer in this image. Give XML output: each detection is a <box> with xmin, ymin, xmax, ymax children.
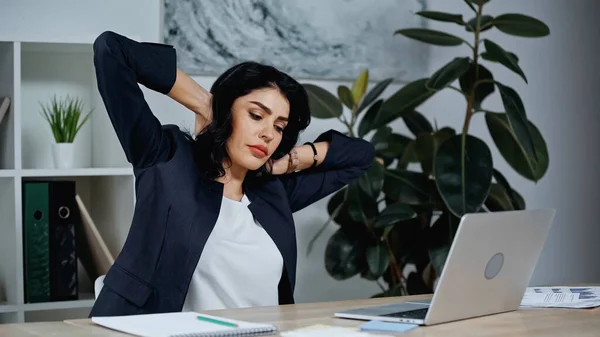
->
<box><xmin>88</xmin><ymin>31</ymin><xmax>375</xmax><ymax>317</ymax></box>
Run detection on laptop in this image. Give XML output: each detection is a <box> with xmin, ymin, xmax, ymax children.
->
<box><xmin>334</xmin><ymin>209</ymin><xmax>556</xmax><ymax>326</ymax></box>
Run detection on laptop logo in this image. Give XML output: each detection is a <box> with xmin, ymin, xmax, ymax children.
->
<box><xmin>485</xmin><ymin>253</ymin><xmax>504</xmax><ymax>279</ymax></box>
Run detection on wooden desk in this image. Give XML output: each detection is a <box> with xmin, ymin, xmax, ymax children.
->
<box><xmin>1</xmin><ymin>295</ymin><xmax>599</xmax><ymax>336</ymax></box>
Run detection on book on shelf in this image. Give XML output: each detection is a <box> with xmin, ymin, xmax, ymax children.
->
<box><xmin>75</xmin><ymin>194</ymin><xmax>115</xmax><ymax>283</ymax></box>
<box><xmin>0</xmin><ymin>96</ymin><xmax>10</xmax><ymax>125</ymax></box>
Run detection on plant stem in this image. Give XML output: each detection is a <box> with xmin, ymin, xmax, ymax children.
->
<box><xmin>338</xmin><ymin>115</ymin><xmax>354</xmax><ymax>136</ymax></box>
<box><xmin>384</xmin><ymin>236</ymin><xmax>405</xmax><ymax>289</ymax></box>
<box><xmin>461</xmin><ymin>3</ymin><xmax>484</xmax><ymax>215</ymax></box>
<box><xmin>463</xmin><ymin>5</ymin><xmax>483</xmax><ymax>136</ymax></box>
<box><xmin>350</xmin><ymin>105</ymin><xmax>358</xmax><ymax>129</ymax></box>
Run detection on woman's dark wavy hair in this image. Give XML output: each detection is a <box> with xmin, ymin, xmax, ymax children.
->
<box><xmin>187</xmin><ymin>61</ymin><xmax>311</xmax><ymax>179</ymax></box>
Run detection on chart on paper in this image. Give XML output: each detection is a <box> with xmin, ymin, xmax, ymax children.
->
<box><xmin>520</xmin><ymin>286</ymin><xmax>600</xmax><ymax>308</ymax></box>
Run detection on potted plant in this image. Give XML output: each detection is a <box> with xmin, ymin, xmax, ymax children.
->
<box><xmin>302</xmin><ymin>0</ymin><xmax>550</xmax><ymax>296</ymax></box>
<box><xmin>40</xmin><ymin>95</ymin><xmax>92</xmax><ymax>169</ymax></box>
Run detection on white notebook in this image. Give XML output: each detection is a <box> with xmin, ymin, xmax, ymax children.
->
<box><xmin>91</xmin><ymin>311</ymin><xmax>278</xmax><ymax>337</ymax></box>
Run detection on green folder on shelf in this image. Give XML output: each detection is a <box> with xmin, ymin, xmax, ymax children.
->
<box><xmin>23</xmin><ymin>182</ymin><xmax>50</xmax><ymax>303</ymax></box>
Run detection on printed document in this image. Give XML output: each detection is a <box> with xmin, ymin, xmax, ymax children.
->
<box><xmin>520</xmin><ymin>286</ymin><xmax>600</xmax><ymax>308</ymax></box>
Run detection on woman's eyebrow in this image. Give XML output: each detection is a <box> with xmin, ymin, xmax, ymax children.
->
<box><xmin>250</xmin><ymin>101</ymin><xmax>288</xmax><ymax>121</ymax></box>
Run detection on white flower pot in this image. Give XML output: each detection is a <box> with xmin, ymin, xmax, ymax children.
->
<box><xmin>52</xmin><ymin>143</ymin><xmax>75</xmax><ymax>169</ymax></box>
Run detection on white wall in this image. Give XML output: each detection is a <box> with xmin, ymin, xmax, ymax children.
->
<box><xmin>3</xmin><ymin>0</ymin><xmax>599</xmax><ymax>304</ymax></box>
<box><xmin>0</xmin><ymin>0</ymin><xmax>161</xmax><ymax>43</ymax></box>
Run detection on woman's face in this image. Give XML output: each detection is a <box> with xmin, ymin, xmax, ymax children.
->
<box><xmin>227</xmin><ymin>87</ymin><xmax>290</xmax><ymax>171</ymax></box>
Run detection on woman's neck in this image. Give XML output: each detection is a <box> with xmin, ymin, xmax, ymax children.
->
<box><xmin>216</xmin><ymin>162</ymin><xmax>247</xmax><ymax>201</ymax></box>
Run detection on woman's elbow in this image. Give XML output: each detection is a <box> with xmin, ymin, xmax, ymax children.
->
<box><xmin>92</xmin><ymin>31</ymin><xmax>122</xmax><ymax>65</ymax></box>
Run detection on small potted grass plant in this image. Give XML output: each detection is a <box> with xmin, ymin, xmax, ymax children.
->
<box><xmin>40</xmin><ymin>95</ymin><xmax>92</xmax><ymax>168</ymax></box>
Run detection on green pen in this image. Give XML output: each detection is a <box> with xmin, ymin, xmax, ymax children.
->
<box><xmin>196</xmin><ymin>315</ymin><xmax>238</xmax><ymax>328</ymax></box>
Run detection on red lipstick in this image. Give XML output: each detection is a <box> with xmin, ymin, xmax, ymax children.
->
<box><xmin>248</xmin><ymin>144</ymin><xmax>268</xmax><ymax>158</ymax></box>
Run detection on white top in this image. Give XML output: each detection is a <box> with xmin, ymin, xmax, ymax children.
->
<box><xmin>182</xmin><ymin>195</ymin><xmax>283</xmax><ymax>311</ymax></box>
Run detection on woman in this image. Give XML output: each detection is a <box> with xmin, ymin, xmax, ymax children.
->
<box><xmin>89</xmin><ymin>31</ymin><xmax>375</xmax><ymax>317</ymax></box>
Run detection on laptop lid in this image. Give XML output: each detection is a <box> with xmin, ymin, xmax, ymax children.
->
<box><xmin>424</xmin><ymin>209</ymin><xmax>555</xmax><ymax>325</ymax></box>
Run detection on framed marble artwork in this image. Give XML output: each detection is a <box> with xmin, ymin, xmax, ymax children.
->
<box><xmin>163</xmin><ymin>0</ymin><xmax>429</xmax><ymax>82</ymax></box>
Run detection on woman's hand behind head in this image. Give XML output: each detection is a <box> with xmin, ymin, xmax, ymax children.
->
<box><xmin>168</xmin><ymin>69</ymin><xmax>213</xmax><ymax>134</ymax></box>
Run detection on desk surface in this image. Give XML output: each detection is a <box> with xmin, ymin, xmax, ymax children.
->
<box><xmin>1</xmin><ymin>294</ymin><xmax>599</xmax><ymax>336</ymax></box>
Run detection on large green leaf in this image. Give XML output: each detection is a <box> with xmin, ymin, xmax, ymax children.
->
<box><xmin>485</xmin><ymin>181</ymin><xmax>526</xmax><ymax>212</ymax></box>
<box><xmin>415</xmin><ymin>128</ymin><xmax>455</xmax><ymax>176</ymax></box>
<box><xmin>459</xmin><ymin>62</ymin><xmax>495</xmax><ymax>109</ymax></box>
<box><xmin>416</xmin><ymin>11</ymin><xmax>465</xmax><ymax>25</ymax></box>
<box><xmin>357</xmin><ymin>78</ymin><xmax>394</xmax><ymax>114</ymax></box>
<box><xmin>352</xmin><ymin>70</ymin><xmax>369</xmax><ymax>105</ymax></box>
<box><xmin>337</xmin><ymin>85</ymin><xmax>354</xmax><ymax>110</ymax></box>
<box><xmin>346</xmin><ymin>183</ymin><xmax>366</xmax><ymax>222</ymax></box>
<box><xmin>496</xmin><ymin>83</ymin><xmax>537</xmax><ymax>160</ymax></box>
<box><xmin>485</xmin><ymin>184</ymin><xmax>515</xmax><ymax>211</ymax></box>
<box><xmin>325</xmin><ymin>228</ymin><xmax>365</xmax><ymax>280</ymax></box>
<box><xmin>414</xmin><ymin>132</ymin><xmax>435</xmax><ymax>173</ymax></box>
<box><xmin>360</xmin><ymin>266</ymin><xmax>378</xmax><ymax>281</ymax></box>
<box><xmin>371</xmin><ymin>126</ymin><xmax>392</xmax><ymax>147</ymax></box>
<box><xmin>485</xmin><ymin>113</ymin><xmax>548</xmax><ymax>182</ymax></box>
<box><xmin>347</xmin><ymin>181</ymin><xmax>377</xmax><ymax>222</ymax></box>
<box><xmin>358</xmin><ymin>100</ymin><xmax>383</xmax><ymax>138</ymax></box>
<box><xmin>377</xmin><ymin>79</ymin><xmax>436</xmax><ymax>130</ymax></box>
<box><xmin>358</xmin><ymin>160</ymin><xmax>385</xmax><ymax>200</ymax></box>
<box><xmin>483</xmin><ymin>40</ymin><xmax>527</xmax><ymax>83</ymax></box>
<box><xmin>466</xmin><ymin>15</ymin><xmax>494</xmax><ymax>32</ymax></box>
<box><xmin>426</xmin><ymin>57</ymin><xmax>471</xmax><ymax>90</ymax></box>
<box><xmin>366</xmin><ymin>243</ymin><xmax>390</xmax><ymax>278</ymax></box>
<box><xmin>372</xmin><ymin>203</ymin><xmax>417</xmax><ymax>228</ymax></box>
<box><xmin>377</xmin><ymin>133</ymin><xmax>411</xmax><ymax>160</ymax></box>
<box><xmin>512</xmin><ymin>188</ymin><xmax>526</xmax><ymax>210</ymax></box>
<box><xmin>481</xmin><ymin>51</ymin><xmax>519</xmax><ymax>63</ymax></box>
<box><xmin>429</xmin><ymin>245</ymin><xmax>450</xmax><ymax>278</ymax></box>
<box><xmin>372</xmin><ymin>127</ymin><xmax>411</xmax><ymax>161</ymax></box>
<box><xmin>394</xmin><ymin>29</ymin><xmax>464</xmax><ymax>46</ymax></box>
<box><xmin>492</xmin><ymin>13</ymin><xmax>550</xmax><ymax>38</ymax></box>
<box><xmin>434</xmin><ymin>135</ymin><xmax>493</xmax><ymax>217</ymax></box>
<box><xmin>303</xmin><ymin>84</ymin><xmax>343</xmax><ymax>119</ymax></box>
<box><xmin>492</xmin><ymin>168</ymin><xmax>525</xmax><ymax>210</ymax></box>
<box><xmin>327</xmin><ymin>188</ymin><xmax>363</xmax><ymax>228</ymax></box>
<box><xmin>383</xmin><ymin>169</ymin><xmax>434</xmax><ymax>205</ymax></box>
<box><xmin>397</xmin><ymin>140</ymin><xmax>419</xmax><ymax>169</ymax></box>
<box><xmin>403</xmin><ymin>111</ymin><xmax>433</xmax><ymax>137</ymax></box>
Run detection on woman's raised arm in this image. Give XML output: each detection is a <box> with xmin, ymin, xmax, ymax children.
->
<box><xmin>279</xmin><ymin>129</ymin><xmax>375</xmax><ymax>212</ymax></box>
<box><xmin>93</xmin><ymin>31</ymin><xmax>178</xmax><ymax>168</ymax></box>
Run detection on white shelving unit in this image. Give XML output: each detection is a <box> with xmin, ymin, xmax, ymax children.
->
<box><xmin>0</xmin><ymin>39</ymin><xmax>136</xmax><ymax>323</ymax></box>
